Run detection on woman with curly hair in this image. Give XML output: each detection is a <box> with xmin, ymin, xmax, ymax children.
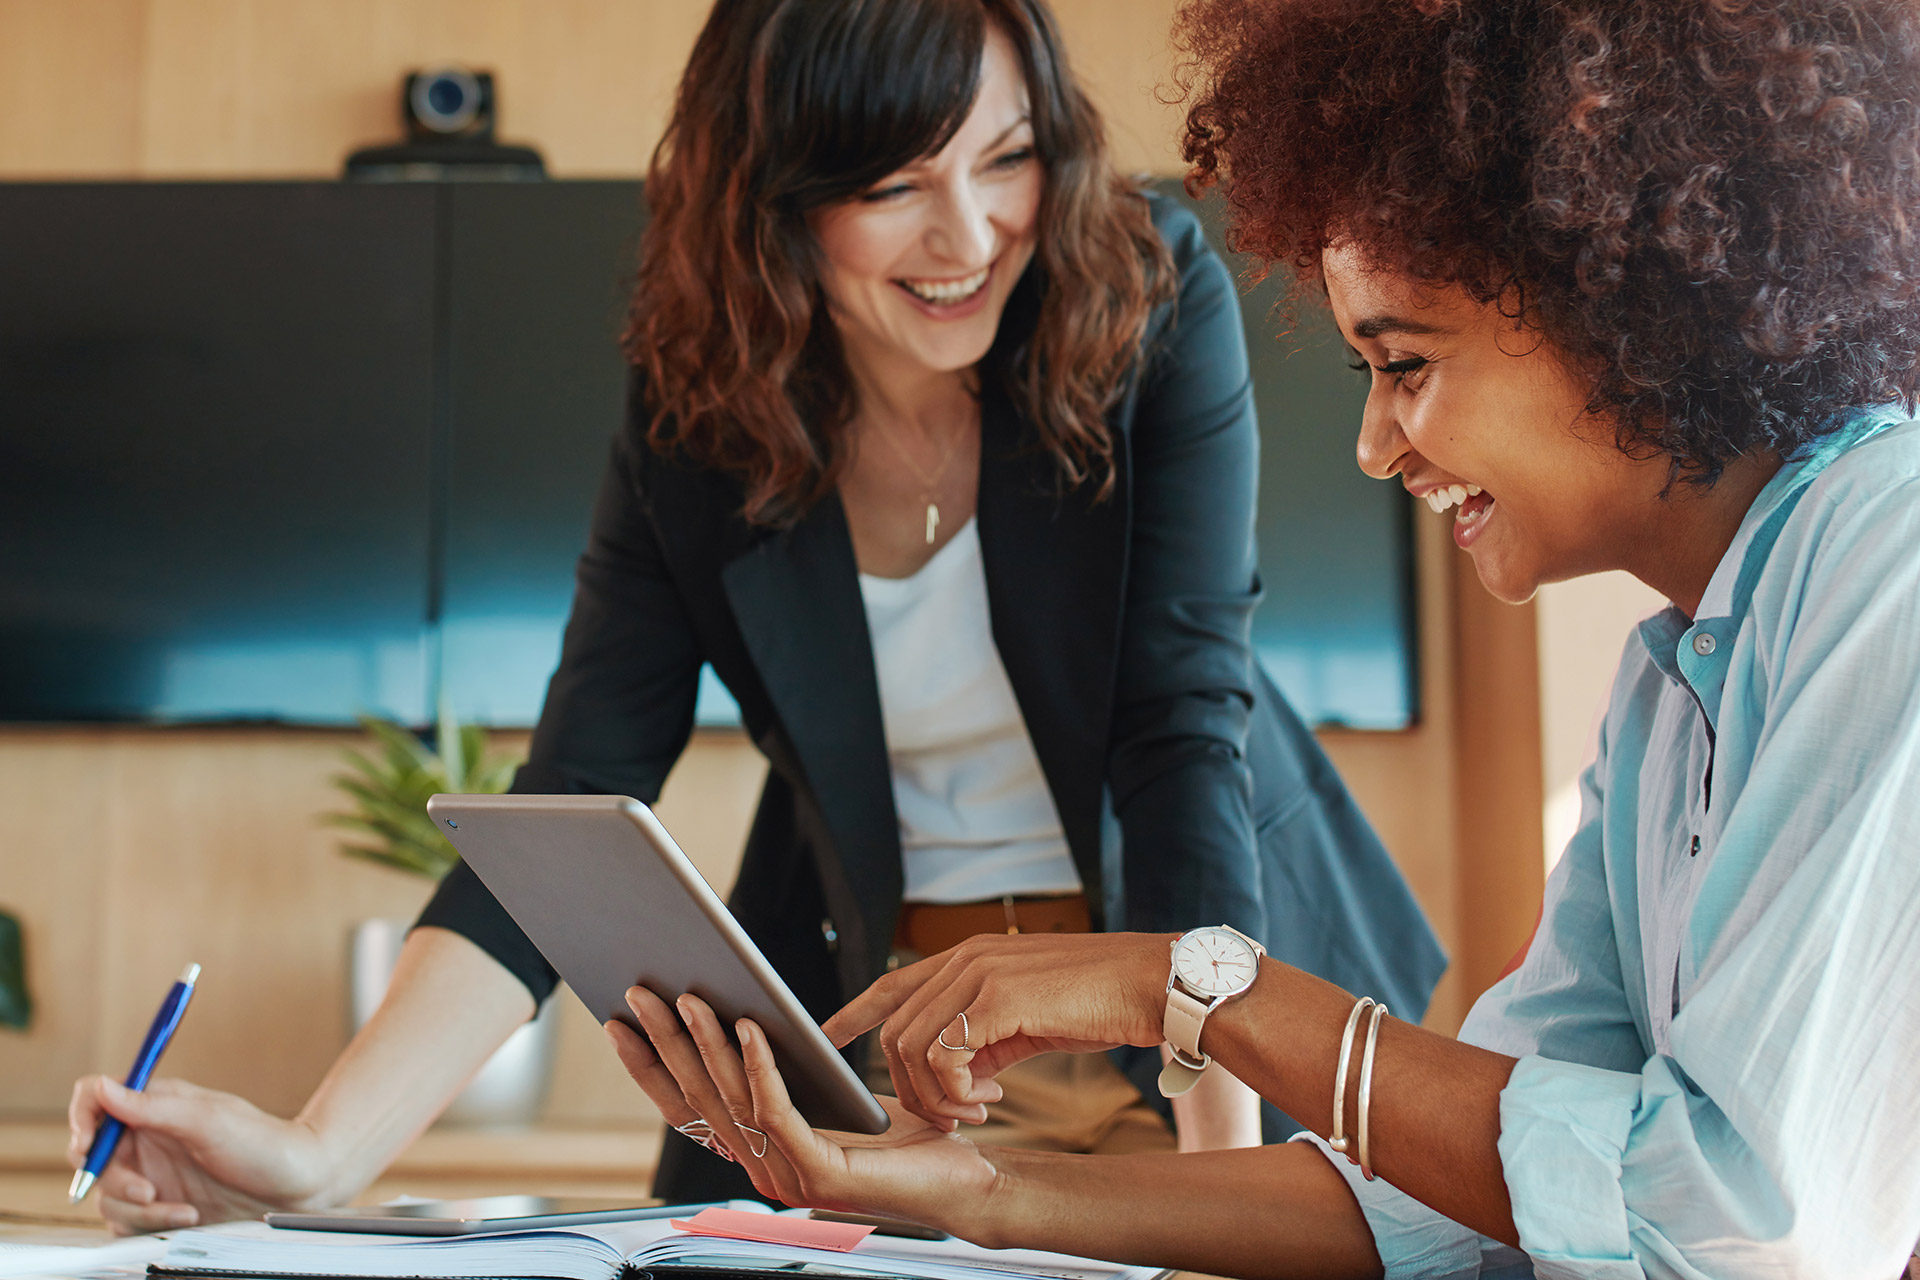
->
<box><xmin>612</xmin><ymin>0</ymin><xmax>1920</xmax><ymax>1275</ymax></box>
<box><xmin>63</xmin><ymin>0</ymin><xmax>1443</xmax><ymax>1229</ymax></box>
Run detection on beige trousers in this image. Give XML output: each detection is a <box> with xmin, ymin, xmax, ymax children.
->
<box><xmin>868</xmin><ymin>1047</ymin><xmax>1176</xmax><ymax>1155</ymax></box>
<box><xmin>876</xmin><ymin>930</ymin><xmax>1175</xmax><ymax>1156</ymax></box>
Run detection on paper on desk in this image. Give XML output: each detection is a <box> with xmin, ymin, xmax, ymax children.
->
<box><xmin>0</xmin><ymin>1234</ymin><xmax>170</xmax><ymax>1279</ymax></box>
<box><xmin>668</xmin><ymin>1207</ymin><xmax>872</xmax><ymax>1251</ymax></box>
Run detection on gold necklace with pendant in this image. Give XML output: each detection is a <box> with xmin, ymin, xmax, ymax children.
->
<box><xmin>875</xmin><ymin>419</ymin><xmax>968</xmax><ymax>545</ymax></box>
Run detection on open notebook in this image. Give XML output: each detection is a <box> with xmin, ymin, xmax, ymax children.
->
<box><xmin>0</xmin><ymin>1235</ymin><xmax>171</xmax><ymax>1280</ymax></box>
<box><xmin>151</xmin><ymin>1217</ymin><xmax>1165</xmax><ymax>1280</ymax></box>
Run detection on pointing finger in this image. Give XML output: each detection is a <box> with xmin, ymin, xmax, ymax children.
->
<box><xmin>822</xmin><ymin>954</ymin><xmax>947</xmax><ymax>1047</ymax></box>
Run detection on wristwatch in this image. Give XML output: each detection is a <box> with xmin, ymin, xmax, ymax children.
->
<box><xmin>1158</xmin><ymin>924</ymin><xmax>1266</xmax><ymax>1098</ymax></box>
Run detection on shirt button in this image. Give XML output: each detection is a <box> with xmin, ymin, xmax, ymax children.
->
<box><xmin>1692</xmin><ymin>632</ymin><xmax>1717</xmax><ymax>656</ymax></box>
<box><xmin>1690</xmin><ymin>834</ymin><xmax>1701</xmax><ymax>857</ymax></box>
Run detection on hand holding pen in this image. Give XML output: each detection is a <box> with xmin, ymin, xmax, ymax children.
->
<box><xmin>70</xmin><ymin>963</ymin><xmax>202</xmax><ymax>1203</ymax></box>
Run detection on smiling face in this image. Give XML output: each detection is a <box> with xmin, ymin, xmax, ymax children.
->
<box><xmin>1324</xmin><ymin>243</ymin><xmax>1687</xmax><ymax>604</ymax></box>
<box><xmin>808</xmin><ymin>24</ymin><xmax>1043</xmax><ymax>384</ymax></box>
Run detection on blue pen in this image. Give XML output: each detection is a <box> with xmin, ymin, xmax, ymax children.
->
<box><xmin>69</xmin><ymin>962</ymin><xmax>200</xmax><ymax>1204</ymax></box>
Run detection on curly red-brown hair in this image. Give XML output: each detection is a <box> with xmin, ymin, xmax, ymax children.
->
<box><xmin>1174</xmin><ymin>0</ymin><xmax>1920</xmax><ymax>483</ymax></box>
<box><xmin>628</xmin><ymin>0</ymin><xmax>1173</xmax><ymax>525</ymax></box>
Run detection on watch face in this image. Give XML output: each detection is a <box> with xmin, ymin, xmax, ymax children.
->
<box><xmin>1173</xmin><ymin>928</ymin><xmax>1260</xmax><ymax>998</ymax></box>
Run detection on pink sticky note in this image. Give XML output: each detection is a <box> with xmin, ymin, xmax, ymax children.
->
<box><xmin>669</xmin><ymin>1207</ymin><xmax>875</xmax><ymax>1252</ymax></box>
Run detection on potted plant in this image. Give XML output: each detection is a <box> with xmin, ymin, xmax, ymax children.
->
<box><xmin>325</xmin><ymin>708</ymin><xmax>556</xmax><ymax>1125</ymax></box>
<box><xmin>0</xmin><ymin>908</ymin><xmax>29</xmax><ymax>1031</ymax></box>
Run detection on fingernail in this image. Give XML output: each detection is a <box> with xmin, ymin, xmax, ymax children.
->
<box><xmin>736</xmin><ymin>1021</ymin><xmax>754</xmax><ymax>1048</ymax></box>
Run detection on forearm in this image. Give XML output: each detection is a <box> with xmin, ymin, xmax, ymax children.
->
<box><xmin>968</xmin><ymin>1143</ymin><xmax>1382</xmax><ymax>1280</ymax></box>
<box><xmin>1201</xmin><ymin>958</ymin><xmax>1519</xmax><ymax>1246</ymax></box>
<box><xmin>1165</xmin><ymin>1048</ymin><xmax>1262</xmax><ymax>1151</ymax></box>
<box><xmin>296</xmin><ymin>926</ymin><xmax>535</xmax><ymax>1201</ymax></box>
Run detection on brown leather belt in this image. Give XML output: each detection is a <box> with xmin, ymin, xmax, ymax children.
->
<box><xmin>893</xmin><ymin>893</ymin><xmax>1091</xmax><ymax>958</ymax></box>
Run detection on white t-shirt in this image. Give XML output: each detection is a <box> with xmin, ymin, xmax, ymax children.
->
<box><xmin>857</xmin><ymin>517</ymin><xmax>1085</xmax><ymax>904</ymax></box>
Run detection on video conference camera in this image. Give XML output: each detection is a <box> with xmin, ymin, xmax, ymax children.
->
<box><xmin>345</xmin><ymin>66</ymin><xmax>546</xmax><ymax>180</ymax></box>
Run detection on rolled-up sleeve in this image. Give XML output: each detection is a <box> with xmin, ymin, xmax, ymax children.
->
<box><xmin>1289</xmin><ymin>1131</ymin><xmax>1526</xmax><ymax>1279</ymax></box>
<box><xmin>1495</xmin><ymin>1058</ymin><xmax>1642</xmax><ymax>1277</ymax></box>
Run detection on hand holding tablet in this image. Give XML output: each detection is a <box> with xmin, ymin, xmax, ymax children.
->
<box><xmin>426</xmin><ymin>793</ymin><xmax>888</xmax><ymax>1135</ymax></box>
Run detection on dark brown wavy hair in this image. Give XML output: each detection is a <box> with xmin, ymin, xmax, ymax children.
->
<box><xmin>627</xmin><ymin>0</ymin><xmax>1174</xmax><ymax>525</ymax></box>
<box><xmin>1173</xmin><ymin>0</ymin><xmax>1920</xmax><ymax>484</ymax></box>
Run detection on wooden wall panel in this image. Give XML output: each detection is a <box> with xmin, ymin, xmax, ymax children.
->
<box><xmin>0</xmin><ymin>0</ymin><xmax>1189</xmax><ymax>181</ymax></box>
<box><xmin>135</xmin><ymin>0</ymin><xmax>709</xmax><ymax>178</ymax></box>
<box><xmin>1049</xmin><ymin>0</ymin><xmax>1188</xmax><ymax>174</ymax></box>
<box><xmin>0</xmin><ymin>735</ymin><xmax>114</xmax><ymax>1113</ymax></box>
<box><xmin>1448</xmin><ymin>569</ymin><xmax>1547</xmax><ymax>1007</ymax></box>
<box><xmin>0</xmin><ymin>727</ymin><xmax>763</xmax><ymax>1121</ymax></box>
<box><xmin>1321</xmin><ymin>510</ymin><xmax>1468</xmax><ymax>1031</ymax></box>
<box><xmin>136</xmin><ymin>0</ymin><xmax>250</xmax><ymax>174</ymax></box>
<box><xmin>1535</xmin><ymin>572</ymin><xmax>1664</xmax><ymax>872</ymax></box>
<box><xmin>0</xmin><ymin>0</ymin><xmax>145</xmax><ymax>177</ymax></box>
<box><xmin>0</xmin><ymin>730</ymin><xmax>435</xmax><ymax>1116</ymax></box>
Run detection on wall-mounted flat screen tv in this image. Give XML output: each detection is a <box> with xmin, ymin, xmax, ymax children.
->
<box><xmin>0</xmin><ymin>180</ymin><xmax>1416</xmax><ymax>731</ymax></box>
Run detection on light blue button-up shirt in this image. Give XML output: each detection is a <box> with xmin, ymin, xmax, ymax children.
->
<box><xmin>1302</xmin><ymin>407</ymin><xmax>1920</xmax><ymax>1278</ymax></box>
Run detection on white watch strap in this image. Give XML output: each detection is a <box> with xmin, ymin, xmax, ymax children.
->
<box><xmin>1160</xmin><ymin>984</ymin><xmax>1211</xmax><ymax>1099</ymax></box>
<box><xmin>1158</xmin><ymin>1054</ymin><xmax>1207</xmax><ymax>1098</ymax></box>
<box><xmin>1163</xmin><ymin>984</ymin><xmax>1210</xmax><ymax>1063</ymax></box>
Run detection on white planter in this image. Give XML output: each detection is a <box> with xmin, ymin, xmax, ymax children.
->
<box><xmin>350</xmin><ymin>918</ymin><xmax>557</xmax><ymax>1126</ymax></box>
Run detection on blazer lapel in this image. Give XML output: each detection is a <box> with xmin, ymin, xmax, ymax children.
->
<box><xmin>720</xmin><ymin>493</ymin><xmax>902</xmax><ymax>981</ymax></box>
<box><xmin>975</xmin><ymin>384</ymin><xmax>1129</xmax><ymax>914</ymax></box>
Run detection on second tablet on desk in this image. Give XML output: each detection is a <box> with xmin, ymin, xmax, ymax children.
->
<box><xmin>266</xmin><ymin>1197</ymin><xmax>718</xmax><ymax>1235</ymax></box>
<box><xmin>425</xmin><ymin>793</ymin><xmax>889</xmax><ymax>1135</ymax></box>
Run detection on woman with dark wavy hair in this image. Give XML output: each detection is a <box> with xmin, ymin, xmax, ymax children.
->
<box><xmin>66</xmin><ymin>0</ymin><xmax>1441</xmax><ymax>1225</ymax></box>
<box><xmin>609</xmin><ymin>0</ymin><xmax>1920</xmax><ymax>1275</ymax></box>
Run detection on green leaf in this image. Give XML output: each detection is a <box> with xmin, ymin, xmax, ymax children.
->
<box><xmin>321</xmin><ymin>713</ymin><xmax>521</xmax><ymax>882</ymax></box>
<box><xmin>470</xmin><ymin>757</ymin><xmax>519</xmax><ymax>796</ymax></box>
<box><xmin>437</xmin><ymin>700</ymin><xmax>467</xmax><ymax>792</ymax></box>
<box><xmin>457</xmin><ymin>724</ymin><xmax>490</xmax><ymax>792</ymax></box>
<box><xmin>362</xmin><ymin>717</ymin><xmax>440</xmax><ymax>779</ymax></box>
<box><xmin>0</xmin><ymin>910</ymin><xmax>30</xmax><ymax>1031</ymax></box>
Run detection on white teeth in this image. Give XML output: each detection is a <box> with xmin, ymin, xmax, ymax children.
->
<box><xmin>900</xmin><ymin>268</ymin><xmax>990</xmax><ymax>304</ymax></box>
<box><xmin>1423</xmin><ymin>483</ymin><xmax>1486</xmax><ymax>515</ymax></box>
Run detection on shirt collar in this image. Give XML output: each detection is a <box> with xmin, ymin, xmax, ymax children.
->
<box><xmin>1693</xmin><ymin>405</ymin><xmax>1906</xmax><ymax>622</ymax></box>
<box><xmin>1637</xmin><ymin>406</ymin><xmax>1908</xmax><ymax>725</ymax></box>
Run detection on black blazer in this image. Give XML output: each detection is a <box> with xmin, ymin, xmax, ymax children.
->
<box><xmin>419</xmin><ymin>196</ymin><xmax>1444</xmax><ymax>1179</ymax></box>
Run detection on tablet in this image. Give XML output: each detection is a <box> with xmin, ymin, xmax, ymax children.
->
<box><xmin>426</xmin><ymin>793</ymin><xmax>889</xmax><ymax>1135</ymax></box>
<box><xmin>265</xmin><ymin>1196</ymin><xmax>710</xmax><ymax>1235</ymax></box>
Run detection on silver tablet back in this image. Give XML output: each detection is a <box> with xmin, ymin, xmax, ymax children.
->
<box><xmin>425</xmin><ymin>792</ymin><xmax>888</xmax><ymax>1135</ymax></box>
